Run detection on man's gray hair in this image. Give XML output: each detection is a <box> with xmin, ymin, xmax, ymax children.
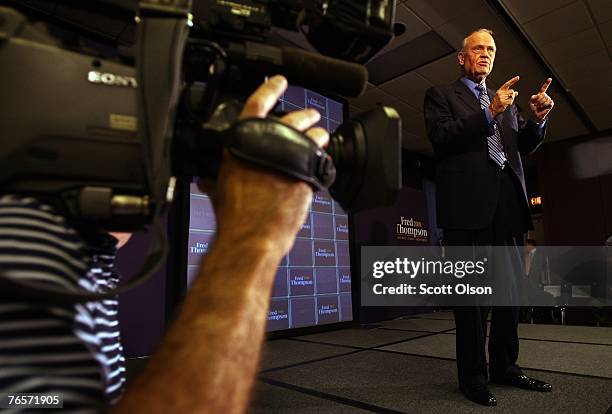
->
<box><xmin>460</xmin><ymin>28</ymin><xmax>494</xmax><ymax>52</ymax></box>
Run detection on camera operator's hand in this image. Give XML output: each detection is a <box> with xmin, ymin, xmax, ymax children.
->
<box><xmin>201</xmin><ymin>75</ymin><xmax>329</xmax><ymax>254</ymax></box>
<box><xmin>115</xmin><ymin>76</ymin><xmax>328</xmax><ymax>414</ymax></box>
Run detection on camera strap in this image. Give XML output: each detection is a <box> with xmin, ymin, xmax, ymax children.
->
<box><xmin>223</xmin><ymin>118</ymin><xmax>336</xmax><ymax>191</ymax></box>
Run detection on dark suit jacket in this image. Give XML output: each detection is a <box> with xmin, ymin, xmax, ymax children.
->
<box><xmin>424</xmin><ymin>78</ymin><xmax>545</xmax><ymax>230</ymax></box>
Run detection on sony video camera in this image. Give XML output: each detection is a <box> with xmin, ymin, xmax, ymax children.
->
<box><xmin>0</xmin><ymin>0</ymin><xmax>402</xmax><ymax>301</ymax></box>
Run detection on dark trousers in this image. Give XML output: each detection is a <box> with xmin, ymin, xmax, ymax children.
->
<box><xmin>444</xmin><ymin>168</ymin><xmax>529</xmax><ymax>387</ymax></box>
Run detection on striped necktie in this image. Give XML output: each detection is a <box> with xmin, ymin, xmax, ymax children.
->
<box><xmin>476</xmin><ymin>83</ymin><xmax>507</xmax><ymax>167</ymax></box>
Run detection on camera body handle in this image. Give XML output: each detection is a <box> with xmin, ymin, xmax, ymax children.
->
<box><xmin>195</xmin><ymin>100</ymin><xmax>336</xmax><ymax>191</ymax></box>
<box><xmin>224</xmin><ymin>118</ymin><xmax>336</xmax><ymax>191</ymax></box>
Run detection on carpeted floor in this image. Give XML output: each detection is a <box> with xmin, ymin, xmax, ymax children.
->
<box><xmin>251</xmin><ymin>311</ymin><xmax>612</xmax><ymax>413</ymax></box>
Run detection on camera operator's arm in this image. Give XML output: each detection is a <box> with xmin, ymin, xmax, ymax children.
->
<box><xmin>113</xmin><ymin>76</ymin><xmax>328</xmax><ymax>414</ymax></box>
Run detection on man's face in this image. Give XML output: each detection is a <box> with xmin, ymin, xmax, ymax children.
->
<box><xmin>458</xmin><ymin>32</ymin><xmax>496</xmax><ymax>82</ymax></box>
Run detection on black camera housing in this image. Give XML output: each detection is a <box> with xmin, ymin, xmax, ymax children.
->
<box><xmin>0</xmin><ymin>1</ymin><xmax>401</xmax><ymax>302</ymax></box>
<box><xmin>0</xmin><ymin>2</ymin><xmax>402</xmax><ymax>227</ymax></box>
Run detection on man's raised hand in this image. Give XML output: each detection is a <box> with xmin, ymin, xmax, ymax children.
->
<box><xmin>530</xmin><ymin>78</ymin><xmax>554</xmax><ymax>122</ymax></box>
<box><xmin>490</xmin><ymin>76</ymin><xmax>520</xmax><ymax>118</ymax></box>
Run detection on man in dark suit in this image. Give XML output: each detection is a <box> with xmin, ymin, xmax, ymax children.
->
<box><xmin>424</xmin><ymin>28</ymin><xmax>554</xmax><ymax>406</ymax></box>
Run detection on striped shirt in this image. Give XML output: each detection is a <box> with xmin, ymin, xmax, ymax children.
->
<box><xmin>0</xmin><ymin>195</ymin><xmax>125</xmax><ymax>412</ymax></box>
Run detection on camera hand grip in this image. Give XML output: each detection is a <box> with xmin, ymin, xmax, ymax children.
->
<box><xmin>224</xmin><ymin>118</ymin><xmax>336</xmax><ymax>191</ymax></box>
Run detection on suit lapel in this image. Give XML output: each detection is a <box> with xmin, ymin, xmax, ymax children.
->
<box><xmin>487</xmin><ymin>87</ymin><xmax>512</xmax><ymax>154</ymax></box>
<box><xmin>453</xmin><ymin>79</ymin><xmax>481</xmax><ymax>113</ymax></box>
<box><xmin>488</xmin><ymin>88</ymin><xmax>504</xmax><ymax>124</ymax></box>
<box><xmin>453</xmin><ymin>79</ymin><xmax>510</xmax><ymax>151</ymax></box>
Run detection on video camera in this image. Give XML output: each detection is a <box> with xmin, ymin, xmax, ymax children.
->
<box><xmin>0</xmin><ymin>0</ymin><xmax>402</xmax><ymax>301</ymax></box>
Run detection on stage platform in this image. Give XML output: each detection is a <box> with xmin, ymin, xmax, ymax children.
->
<box><xmin>251</xmin><ymin>311</ymin><xmax>612</xmax><ymax>413</ymax></box>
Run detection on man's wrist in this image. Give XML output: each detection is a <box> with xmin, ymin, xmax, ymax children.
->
<box><xmin>485</xmin><ymin>108</ymin><xmax>495</xmax><ymax>124</ymax></box>
<box><xmin>193</xmin><ymin>233</ymin><xmax>284</xmax><ymax>296</ymax></box>
<box><xmin>488</xmin><ymin>105</ymin><xmax>500</xmax><ymax>120</ymax></box>
<box><xmin>533</xmin><ymin>117</ymin><xmax>547</xmax><ymax>128</ymax></box>
<box><xmin>215</xmin><ymin>231</ymin><xmax>283</xmax><ymax>259</ymax></box>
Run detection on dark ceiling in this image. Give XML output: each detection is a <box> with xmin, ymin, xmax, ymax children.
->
<box><xmin>365</xmin><ymin>0</ymin><xmax>612</xmax><ymax>155</ymax></box>
<box><xmin>6</xmin><ymin>0</ymin><xmax>611</xmax><ymax>156</ymax></box>
<box><xmin>279</xmin><ymin>0</ymin><xmax>612</xmax><ymax>155</ymax></box>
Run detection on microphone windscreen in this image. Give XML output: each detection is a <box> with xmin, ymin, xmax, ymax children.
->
<box><xmin>281</xmin><ymin>47</ymin><xmax>368</xmax><ymax>98</ymax></box>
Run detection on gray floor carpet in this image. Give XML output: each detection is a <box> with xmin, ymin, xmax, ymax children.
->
<box><xmin>252</xmin><ymin>314</ymin><xmax>612</xmax><ymax>413</ymax></box>
<box><xmin>294</xmin><ymin>327</ymin><xmax>429</xmax><ymax>349</ymax></box>
<box><xmin>379</xmin><ymin>318</ymin><xmax>457</xmax><ymax>332</ymax></box>
<box><xmin>249</xmin><ymin>381</ymin><xmax>373</xmax><ymax>414</ymax></box>
<box><xmin>378</xmin><ymin>333</ymin><xmax>612</xmax><ymax>378</ymax></box>
<box><xmin>257</xmin><ymin>350</ymin><xmax>612</xmax><ymax>413</ymax></box>
<box><xmin>260</xmin><ymin>339</ymin><xmax>357</xmax><ymax>371</ymax></box>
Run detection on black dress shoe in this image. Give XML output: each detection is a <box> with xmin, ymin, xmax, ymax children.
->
<box><xmin>491</xmin><ymin>374</ymin><xmax>552</xmax><ymax>392</ymax></box>
<box><xmin>460</xmin><ymin>384</ymin><xmax>497</xmax><ymax>406</ymax></box>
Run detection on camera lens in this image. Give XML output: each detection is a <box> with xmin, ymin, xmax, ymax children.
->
<box><xmin>328</xmin><ymin>105</ymin><xmax>402</xmax><ymax>212</ymax></box>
